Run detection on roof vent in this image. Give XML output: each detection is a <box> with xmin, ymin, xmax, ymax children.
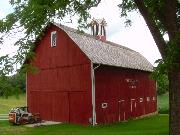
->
<box><xmin>90</xmin><ymin>18</ymin><xmax>107</xmax><ymax>42</ymax></box>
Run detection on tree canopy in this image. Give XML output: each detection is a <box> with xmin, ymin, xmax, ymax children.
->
<box><xmin>0</xmin><ymin>72</ymin><xmax>25</xmax><ymax>98</ymax></box>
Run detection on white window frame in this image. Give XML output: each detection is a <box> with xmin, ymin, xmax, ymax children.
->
<box><xmin>101</xmin><ymin>103</ymin><xmax>108</xmax><ymax>109</ymax></box>
<box><xmin>139</xmin><ymin>98</ymin><xmax>143</xmax><ymax>102</ymax></box>
<box><xmin>147</xmin><ymin>97</ymin><xmax>150</xmax><ymax>102</ymax></box>
<box><xmin>130</xmin><ymin>99</ymin><xmax>136</xmax><ymax>112</ymax></box>
<box><xmin>51</xmin><ymin>31</ymin><xmax>57</xmax><ymax>47</ymax></box>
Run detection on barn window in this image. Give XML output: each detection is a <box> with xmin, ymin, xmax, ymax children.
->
<box><xmin>147</xmin><ymin>97</ymin><xmax>150</xmax><ymax>102</ymax></box>
<box><xmin>139</xmin><ymin>98</ymin><xmax>143</xmax><ymax>102</ymax></box>
<box><xmin>152</xmin><ymin>97</ymin><xmax>156</xmax><ymax>101</ymax></box>
<box><xmin>51</xmin><ymin>31</ymin><xmax>57</xmax><ymax>47</ymax></box>
<box><xmin>102</xmin><ymin>103</ymin><xmax>108</xmax><ymax>109</ymax></box>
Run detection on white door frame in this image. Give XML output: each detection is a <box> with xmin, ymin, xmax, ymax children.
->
<box><xmin>118</xmin><ymin>100</ymin><xmax>125</xmax><ymax>121</ymax></box>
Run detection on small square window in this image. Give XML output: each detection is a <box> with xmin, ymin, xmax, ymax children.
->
<box><xmin>51</xmin><ymin>31</ymin><xmax>57</xmax><ymax>47</ymax></box>
<box><xmin>139</xmin><ymin>98</ymin><xmax>143</xmax><ymax>102</ymax></box>
<box><xmin>101</xmin><ymin>103</ymin><xmax>108</xmax><ymax>109</ymax></box>
<box><xmin>147</xmin><ymin>97</ymin><xmax>150</xmax><ymax>102</ymax></box>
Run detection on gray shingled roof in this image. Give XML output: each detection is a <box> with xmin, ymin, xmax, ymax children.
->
<box><xmin>53</xmin><ymin>23</ymin><xmax>153</xmax><ymax>72</ymax></box>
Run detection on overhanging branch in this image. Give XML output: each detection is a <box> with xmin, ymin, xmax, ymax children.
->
<box><xmin>155</xmin><ymin>0</ymin><xmax>177</xmax><ymax>40</ymax></box>
<box><xmin>134</xmin><ymin>0</ymin><xmax>166</xmax><ymax>59</ymax></box>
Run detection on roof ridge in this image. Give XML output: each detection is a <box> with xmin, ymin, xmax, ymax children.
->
<box><xmin>52</xmin><ymin>22</ymin><xmax>153</xmax><ymax>72</ymax></box>
<box><xmin>53</xmin><ymin>22</ymin><xmax>138</xmax><ymax>53</ymax></box>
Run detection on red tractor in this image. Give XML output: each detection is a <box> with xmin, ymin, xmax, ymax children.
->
<box><xmin>9</xmin><ymin>107</ymin><xmax>41</xmax><ymax>125</ymax></box>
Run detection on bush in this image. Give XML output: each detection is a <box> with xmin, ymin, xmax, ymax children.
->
<box><xmin>156</xmin><ymin>74</ymin><xmax>169</xmax><ymax>95</ymax></box>
<box><xmin>0</xmin><ymin>73</ymin><xmax>25</xmax><ymax>98</ymax></box>
<box><xmin>158</xmin><ymin>108</ymin><xmax>169</xmax><ymax>114</ymax></box>
<box><xmin>158</xmin><ymin>93</ymin><xmax>169</xmax><ymax>114</ymax></box>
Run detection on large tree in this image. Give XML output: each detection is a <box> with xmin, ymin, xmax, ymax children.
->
<box><xmin>0</xmin><ymin>0</ymin><xmax>179</xmax><ymax>134</ymax></box>
<box><xmin>119</xmin><ymin>1</ymin><xmax>179</xmax><ymax>134</ymax></box>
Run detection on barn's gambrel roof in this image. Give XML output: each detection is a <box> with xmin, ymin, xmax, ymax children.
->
<box><xmin>53</xmin><ymin>23</ymin><xmax>153</xmax><ymax>72</ymax></box>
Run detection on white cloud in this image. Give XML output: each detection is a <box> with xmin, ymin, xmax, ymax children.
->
<box><xmin>0</xmin><ymin>1</ymin><xmax>13</xmax><ymax>15</ymax></box>
<box><xmin>90</xmin><ymin>0</ymin><xmax>161</xmax><ymax>65</ymax></box>
<box><xmin>0</xmin><ymin>1</ymin><xmax>18</xmax><ymax>57</ymax></box>
<box><xmin>108</xmin><ymin>14</ymin><xmax>162</xmax><ymax>64</ymax></box>
<box><xmin>0</xmin><ymin>11</ymin><xmax>5</xmax><ymax>19</ymax></box>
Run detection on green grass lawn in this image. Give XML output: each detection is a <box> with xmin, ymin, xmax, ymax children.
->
<box><xmin>0</xmin><ymin>115</ymin><xmax>168</xmax><ymax>135</ymax></box>
<box><xmin>0</xmin><ymin>94</ymin><xmax>169</xmax><ymax>135</ymax></box>
<box><xmin>0</xmin><ymin>94</ymin><xmax>26</xmax><ymax>114</ymax></box>
<box><xmin>158</xmin><ymin>93</ymin><xmax>169</xmax><ymax>114</ymax></box>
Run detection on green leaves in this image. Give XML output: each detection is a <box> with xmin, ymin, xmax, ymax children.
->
<box><xmin>151</xmin><ymin>58</ymin><xmax>169</xmax><ymax>96</ymax></box>
<box><xmin>0</xmin><ymin>13</ymin><xmax>17</xmax><ymax>33</ymax></box>
<box><xmin>119</xmin><ymin>0</ymin><xmax>137</xmax><ymax>14</ymax></box>
<box><xmin>157</xmin><ymin>74</ymin><xmax>169</xmax><ymax>95</ymax></box>
<box><xmin>0</xmin><ymin>55</ymin><xmax>14</xmax><ymax>75</ymax></box>
<box><xmin>0</xmin><ymin>73</ymin><xmax>25</xmax><ymax>98</ymax></box>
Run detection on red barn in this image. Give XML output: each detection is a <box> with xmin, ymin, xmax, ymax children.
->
<box><xmin>27</xmin><ymin>20</ymin><xmax>157</xmax><ymax>125</ymax></box>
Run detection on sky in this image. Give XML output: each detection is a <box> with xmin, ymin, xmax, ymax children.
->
<box><xmin>0</xmin><ymin>0</ymin><xmax>162</xmax><ymax>65</ymax></box>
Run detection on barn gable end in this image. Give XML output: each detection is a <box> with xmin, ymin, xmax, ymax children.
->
<box><xmin>27</xmin><ymin>24</ymin><xmax>93</xmax><ymax>125</ymax></box>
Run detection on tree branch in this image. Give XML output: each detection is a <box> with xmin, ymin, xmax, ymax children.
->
<box><xmin>86</xmin><ymin>0</ymin><xmax>102</xmax><ymax>9</ymax></box>
<box><xmin>163</xmin><ymin>0</ymin><xmax>177</xmax><ymax>40</ymax></box>
<box><xmin>155</xmin><ymin>0</ymin><xmax>177</xmax><ymax>40</ymax></box>
<box><xmin>134</xmin><ymin>0</ymin><xmax>166</xmax><ymax>59</ymax></box>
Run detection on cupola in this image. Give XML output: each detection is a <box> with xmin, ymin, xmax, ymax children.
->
<box><xmin>90</xmin><ymin>18</ymin><xmax>107</xmax><ymax>41</ymax></box>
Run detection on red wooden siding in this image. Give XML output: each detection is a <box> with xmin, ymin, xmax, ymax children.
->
<box><xmin>95</xmin><ymin>65</ymin><xmax>157</xmax><ymax>124</ymax></box>
<box><xmin>27</xmin><ymin>24</ymin><xmax>157</xmax><ymax>125</ymax></box>
<box><xmin>27</xmin><ymin>25</ymin><xmax>92</xmax><ymax>125</ymax></box>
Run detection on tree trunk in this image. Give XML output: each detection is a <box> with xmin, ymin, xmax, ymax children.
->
<box><xmin>133</xmin><ymin>1</ymin><xmax>179</xmax><ymax>134</ymax></box>
<box><xmin>169</xmin><ymin>66</ymin><xmax>180</xmax><ymax>135</ymax></box>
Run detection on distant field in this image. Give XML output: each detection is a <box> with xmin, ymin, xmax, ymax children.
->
<box><xmin>158</xmin><ymin>93</ymin><xmax>169</xmax><ymax>114</ymax></box>
<box><xmin>0</xmin><ymin>94</ymin><xmax>26</xmax><ymax>114</ymax></box>
<box><xmin>0</xmin><ymin>115</ymin><xmax>168</xmax><ymax>135</ymax></box>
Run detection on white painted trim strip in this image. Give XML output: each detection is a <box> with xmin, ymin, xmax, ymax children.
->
<box><xmin>130</xmin><ymin>99</ymin><xmax>136</xmax><ymax>112</ymax></box>
<box><xmin>91</xmin><ymin>62</ymin><xmax>96</xmax><ymax>126</ymax></box>
<box><xmin>26</xmin><ymin>73</ymin><xmax>28</xmax><ymax>106</ymax></box>
<box><xmin>118</xmin><ymin>100</ymin><xmax>125</xmax><ymax>102</ymax></box>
